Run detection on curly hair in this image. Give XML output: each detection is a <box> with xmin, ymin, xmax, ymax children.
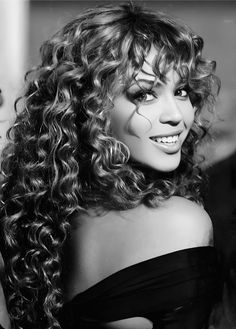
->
<box><xmin>0</xmin><ymin>3</ymin><xmax>220</xmax><ymax>329</ymax></box>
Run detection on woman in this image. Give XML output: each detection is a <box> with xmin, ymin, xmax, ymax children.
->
<box><xmin>0</xmin><ymin>3</ymin><xmax>221</xmax><ymax>329</ymax></box>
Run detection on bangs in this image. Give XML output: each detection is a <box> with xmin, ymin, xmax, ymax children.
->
<box><xmin>150</xmin><ymin>43</ymin><xmax>194</xmax><ymax>83</ymax></box>
<box><xmin>118</xmin><ymin>39</ymin><xmax>196</xmax><ymax>95</ymax></box>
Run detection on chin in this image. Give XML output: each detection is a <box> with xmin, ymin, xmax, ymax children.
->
<box><xmin>131</xmin><ymin>150</ymin><xmax>181</xmax><ymax>173</ymax></box>
<box><xmin>150</xmin><ymin>152</ymin><xmax>181</xmax><ymax>173</ymax></box>
<box><xmin>159</xmin><ymin>164</ymin><xmax>180</xmax><ymax>173</ymax></box>
<box><xmin>137</xmin><ymin>160</ymin><xmax>180</xmax><ymax>174</ymax></box>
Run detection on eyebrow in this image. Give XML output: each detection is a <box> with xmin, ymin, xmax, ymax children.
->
<box><xmin>128</xmin><ymin>78</ymin><xmax>162</xmax><ymax>90</ymax></box>
<box><xmin>127</xmin><ymin>73</ymin><xmax>187</xmax><ymax>92</ymax></box>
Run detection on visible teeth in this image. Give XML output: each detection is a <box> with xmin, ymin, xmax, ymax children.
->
<box><xmin>152</xmin><ymin>135</ymin><xmax>179</xmax><ymax>143</ymax></box>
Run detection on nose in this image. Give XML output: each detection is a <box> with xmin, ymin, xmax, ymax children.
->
<box><xmin>159</xmin><ymin>95</ymin><xmax>183</xmax><ymax>125</ymax></box>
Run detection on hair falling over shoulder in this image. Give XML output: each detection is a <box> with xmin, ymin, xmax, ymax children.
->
<box><xmin>0</xmin><ymin>3</ymin><xmax>220</xmax><ymax>329</ymax></box>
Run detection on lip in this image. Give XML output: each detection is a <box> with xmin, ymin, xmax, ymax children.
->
<box><xmin>149</xmin><ymin>131</ymin><xmax>184</xmax><ymax>154</ymax></box>
<box><xmin>150</xmin><ymin>138</ymin><xmax>182</xmax><ymax>154</ymax></box>
<box><xmin>149</xmin><ymin>129</ymin><xmax>183</xmax><ymax>139</ymax></box>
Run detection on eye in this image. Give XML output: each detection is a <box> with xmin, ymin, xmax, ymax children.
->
<box><xmin>129</xmin><ymin>90</ymin><xmax>157</xmax><ymax>104</ymax></box>
<box><xmin>175</xmin><ymin>88</ymin><xmax>189</xmax><ymax>98</ymax></box>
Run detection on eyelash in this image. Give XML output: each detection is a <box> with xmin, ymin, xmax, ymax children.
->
<box><xmin>175</xmin><ymin>88</ymin><xmax>189</xmax><ymax>98</ymax></box>
<box><xmin>129</xmin><ymin>86</ymin><xmax>191</xmax><ymax>104</ymax></box>
<box><xmin>129</xmin><ymin>89</ymin><xmax>157</xmax><ymax>104</ymax></box>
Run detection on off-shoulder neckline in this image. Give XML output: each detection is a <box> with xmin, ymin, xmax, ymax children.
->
<box><xmin>66</xmin><ymin>246</ymin><xmax>216</xmax><ymax>302</ymax></box>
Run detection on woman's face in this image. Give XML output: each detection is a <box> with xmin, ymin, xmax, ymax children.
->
<box><xmin>111</xmin><ymin>47</ymin><xmax>195</xmax><ymax>172</ymax></box>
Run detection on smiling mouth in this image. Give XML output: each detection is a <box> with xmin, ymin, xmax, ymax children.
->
<box><xmin>149</xmin><ymin>134</ymin><xmax>180</xmax><ymax>145</ymax></box>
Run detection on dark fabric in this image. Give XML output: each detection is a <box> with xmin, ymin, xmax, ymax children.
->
<box><xmin>212</xmin><ymin>212</ymin><xmax>236</xmax><ymax>323</ymax></box>
<box><xmin>59</xmin><ymin>246</ymin><xmax>222</xmax><ymax>329</ymax></box>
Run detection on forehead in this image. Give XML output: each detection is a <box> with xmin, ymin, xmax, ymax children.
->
<box><xmin>136</xmin><ymin>45</ymin><xmax>157</xmax><ymax>81</ymax></box>
<box><xmin>135</xmin><ymin>45</ymin><xmax>179</xmax><ymax>84</ymax></box>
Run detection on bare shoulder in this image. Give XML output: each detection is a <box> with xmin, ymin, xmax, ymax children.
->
<box><xmin>165</xmin><ymin>196</ymin><xmax>211</xmax><ymax>222</ymax></box>
<box><xmin>163</xmin><ymin>196</ymin><xmax>213</xmax><ymax>246</ymax></box>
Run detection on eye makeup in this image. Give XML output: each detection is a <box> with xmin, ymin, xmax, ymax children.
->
<box><xmin>126</xmin><ymin>79</ymin><xmax>157</xmax><ymax>104</ymax></box>
<box><xmin>126</xmin><ymin>88</ymin><xmax>157</xmax><ymax>104</ymax></box>
<box><xmin>126</xmin><ymin>77</ymin><xmax>194</xmax><ymax>105</ymax></box>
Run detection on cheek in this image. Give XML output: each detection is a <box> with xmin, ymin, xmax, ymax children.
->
<box><xmin>111</xmin><ymin>98</ymin><xmax>152</xmax><ymax>139</ymax></box>
<box><xmin>183</xmin><ymin>103</ymin><xmax>195</xmax><ymax>130</ymax></box>
<box><xmin>127</xmin><ymin>112</ymin><xmax>152</xmax><ymax>137</ymax></box>
<box><xmin>188</xmin><ymin>112</ymin><xmax>195</xmax><ymax>129</ymax></box>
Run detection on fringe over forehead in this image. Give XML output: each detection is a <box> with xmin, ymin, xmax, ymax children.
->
<box><xmin>44</xmin><ymin>3</ymin><xmax>204</xmax><ymax>95</ymax></box>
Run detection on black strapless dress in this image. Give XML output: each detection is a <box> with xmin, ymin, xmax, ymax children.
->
<box><xmin>59</xmin><ymin>247</ymin><xmax>222</xmax><ymax>329</ymax></box>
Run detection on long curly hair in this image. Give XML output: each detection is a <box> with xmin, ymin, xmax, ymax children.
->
<box><xmin>0</xmin><ymin>3</ymin><xmax>220</xmax><ymax>329</ymax></box>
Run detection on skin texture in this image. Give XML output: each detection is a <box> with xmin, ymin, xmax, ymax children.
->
<box><xmin>111</xmin><ymin>47</ymin><xmax>195</xmax><ymax>172</ymax></box>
